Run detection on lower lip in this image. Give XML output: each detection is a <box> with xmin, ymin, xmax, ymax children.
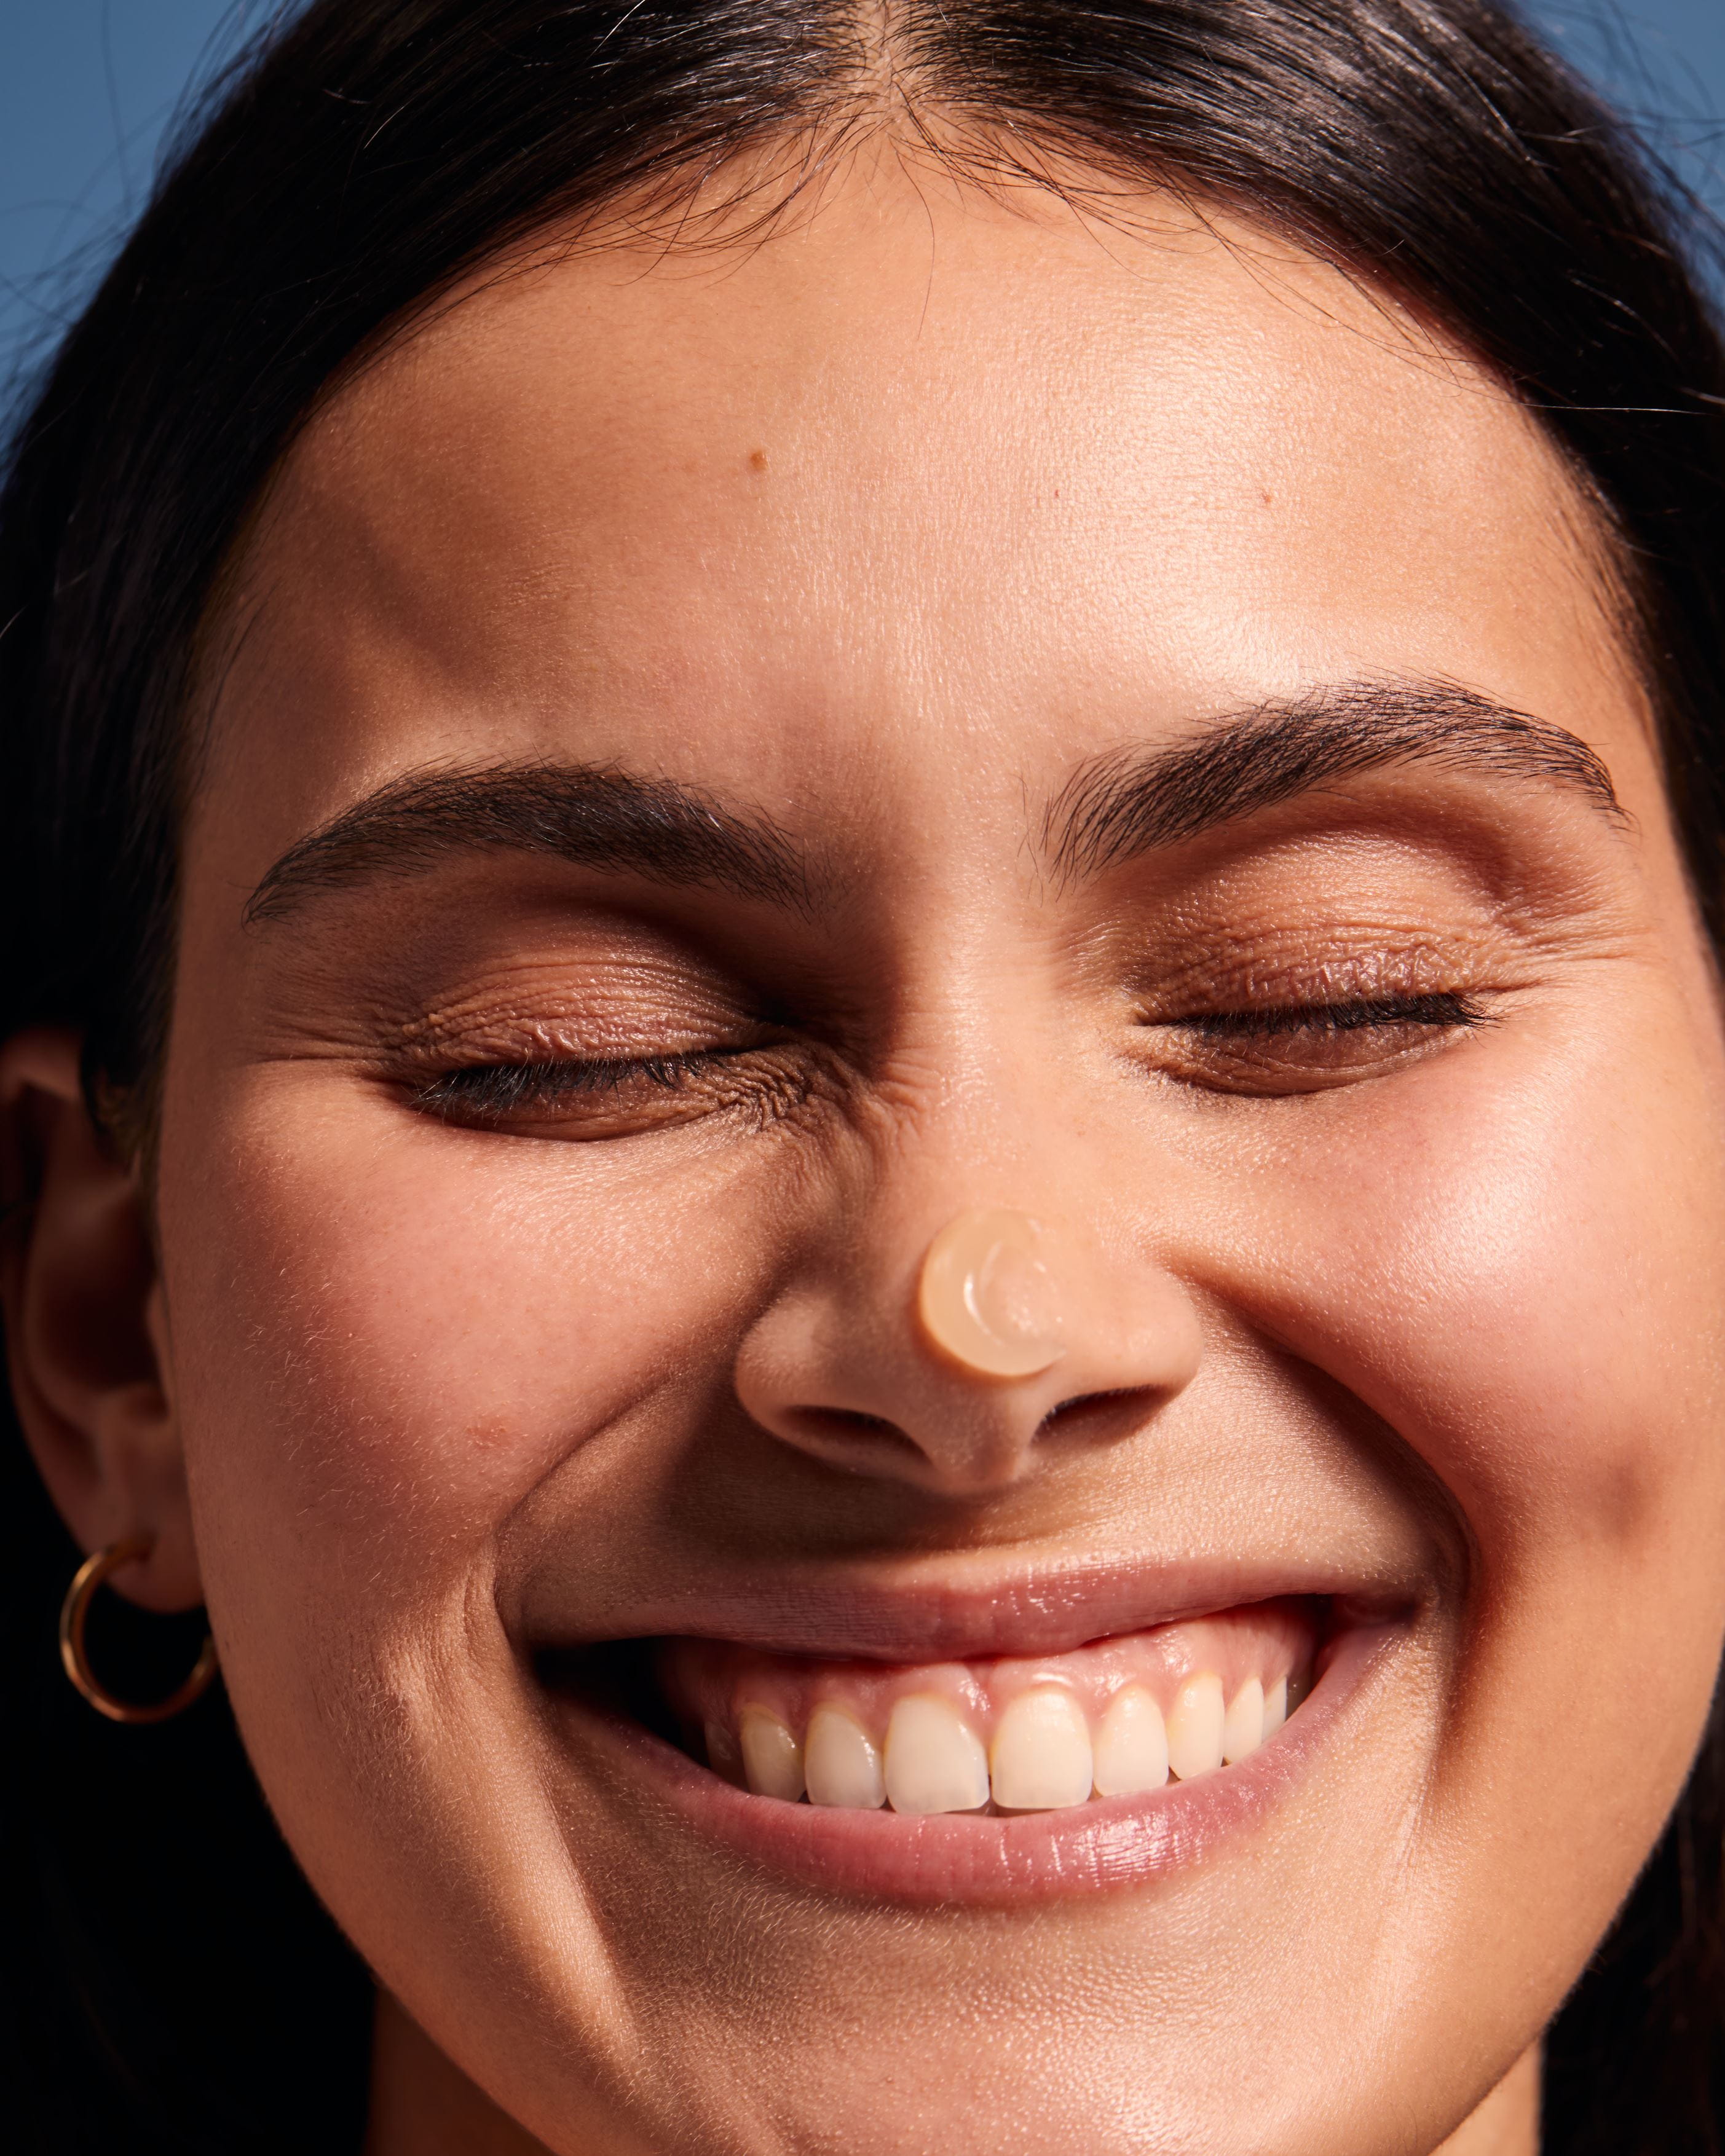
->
<box><xmin>548</xmin><ymin>1621</ymin><xmax>1399</xmax><ymax>1905</ymax></box>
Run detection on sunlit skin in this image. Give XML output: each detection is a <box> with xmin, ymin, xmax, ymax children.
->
<box><xmin>7</xmin><ymin>146</ymin><xmax>1725</xmax><ymax>2154</ymax></box>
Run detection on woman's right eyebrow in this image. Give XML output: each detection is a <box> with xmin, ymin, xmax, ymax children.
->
<box><xmin>242</xmin><ymin>761</ymin><xmax>815</xmax><ymax>927</ymax></box>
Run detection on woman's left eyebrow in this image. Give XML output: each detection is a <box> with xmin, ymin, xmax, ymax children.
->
<box><xmin>243</xmin><ymin>761</ymin><xmax>813</xmax><ymax>926</ymax></box>
<box><xmin>1043</xmin><ymin>678</ymin><xmax>1627</xmax><ymax>884</ymax></box>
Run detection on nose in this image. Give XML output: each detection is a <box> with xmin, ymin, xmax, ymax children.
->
<box><xmin>734</xmin><ymin>1205</ymin><xmax>1202</xmax><ymax>1496</ymax></box>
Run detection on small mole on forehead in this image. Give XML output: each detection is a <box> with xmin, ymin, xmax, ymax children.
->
<box><xmin>748</xmin><ymin>447</ymin><xmax>768</xmax><ymax>473</ymax></box>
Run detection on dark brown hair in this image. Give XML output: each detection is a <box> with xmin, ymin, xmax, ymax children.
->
<box><xmin>3</xmin><ymin>4</ymin><xmax>1724</xmax><ymax>2148</ymax></box>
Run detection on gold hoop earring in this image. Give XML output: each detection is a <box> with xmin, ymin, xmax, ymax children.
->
<box><xmin>59</xmin><ymin>1536</ymin><xmax>218</xmax><ymax>1725</ymax></box>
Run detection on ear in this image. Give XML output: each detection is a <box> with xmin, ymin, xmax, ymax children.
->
<box><xmin>0</xmin><ymin>1027</ymin><xmax>200</xmax><ymax>1612</ymax></box>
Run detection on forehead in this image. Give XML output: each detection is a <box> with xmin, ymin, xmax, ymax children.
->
<box><xmin>207</xmin><ymin>167</ymin><xmax>1624</xmax><ymax>839</ymax></box>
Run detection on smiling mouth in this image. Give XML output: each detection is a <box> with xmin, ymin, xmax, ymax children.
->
<box><xmin>535</xmin><ymin>1580</ymin><xmax>1406</xmax><ymax>1898</ymax></box>
<box><xmin>541</xmin><ymin>1594</ymin><xmax>1332</xmax><ymax>1817</ymax></box>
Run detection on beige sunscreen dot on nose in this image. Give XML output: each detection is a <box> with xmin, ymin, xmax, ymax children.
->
<box><xmin>917</xmin><ymin>1208</ymin><xmax>1065</xmax><ymax>1379</ymax></box>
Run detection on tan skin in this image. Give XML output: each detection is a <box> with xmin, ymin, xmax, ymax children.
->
<box><xmin>5</xmin><ymin>149</ymin><xmax>1725</xmax><ymax>2153</ymax></box>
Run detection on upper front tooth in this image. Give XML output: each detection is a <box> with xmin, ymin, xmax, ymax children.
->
<box><xmin>990</xmin><ymin>1687</ymin><xmax>1094</xmax><ymax>1811</ymax></box>
<box><xmin>1263</xmin><ymin>1674</ymin><xmax>1289</xmax><ymax>1736</ymax></box>
<box><xmin>883</xmin><ymin>1694</ymin><xmax>990</xmax><ymax>1814</ymax></box>
<box><xmin>805</xmin><ymin>1704</ymin><xmax>886</xmax><ymax>1809</ymax></box>
<box><xmin>738</xmin><ymin>1705</ymin><xmax>805</xmax><ymax>1801</ymax></box>
<box><xmin>1091</xmin><ymin>1684</ymin><xmax>1169</xmax><ymax>1796</ymax></box>
<box><xmin>1223</xmin><ymin>1677</ymin><xmax>1265</xmax><ymax>1763</ymax></box>
<box><xmin>1166</xmin><ymin>1672</ymin><xmax>1226</xmax><ymax>1780</ymax></box>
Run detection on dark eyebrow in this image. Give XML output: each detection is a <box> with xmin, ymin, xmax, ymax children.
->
<box><xmin>243</xmin><ymin>761</ymin><xmax>810</xmax><ymax>925</ymax></box>
<box><xmin>1043</xmin><ymin>680</ymin><xmax>1626</xmax><ymax>883</ymax></box>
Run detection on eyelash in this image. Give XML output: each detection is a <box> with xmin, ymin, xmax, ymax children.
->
<box><xmin>413</xmin><ymin>1049</ymin><xmax>735</xmax><ymax>1119</ymax></box>
<box><xmin>1174</xmin><ymin>989</ymin><xmax>1488</xmax><ymax>1040</ymax></box>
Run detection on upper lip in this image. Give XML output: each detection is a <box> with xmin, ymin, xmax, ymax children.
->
<box><xmin>528</xmin><ymin>1553</ymin><xmax>1418</xmax><ymax>1665</ymax></box>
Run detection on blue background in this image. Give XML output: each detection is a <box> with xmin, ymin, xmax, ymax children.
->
<box><xmin>2</xmin><ymin>1</ymin><xmax>1724</xmax><ymax>379</ymax></box>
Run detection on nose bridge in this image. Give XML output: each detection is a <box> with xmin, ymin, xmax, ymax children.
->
<box><xmin>732</xmin><ymin>1138</ymin><xmax>1204</xmax><ymax>1495</ymax></box>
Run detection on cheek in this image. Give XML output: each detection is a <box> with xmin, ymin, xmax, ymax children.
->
<box><xmin>1160</xmin><ymin>986</ymin><xmax>1725</xmax><ymax>1948</ymax></box>
<box><xmin>1213</xmin><ymin>992</ymin><xmax>1725</xmax><ymax>1691</ymax></box>
<box><xmin>154</xmin><ymin>1076</ymin><xmax>777</xmax><ymax>1655</ymax></box>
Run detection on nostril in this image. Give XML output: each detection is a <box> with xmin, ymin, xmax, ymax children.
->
<box><xmin>1038</xmin><ymin>1387</ymin><xmax>1161</xmax><ymax>1442</ymax></box>
<box><xmin>784</xmin><ymin>1405</ymin><xmax>918</xmax><ymax>1450</ymax></box>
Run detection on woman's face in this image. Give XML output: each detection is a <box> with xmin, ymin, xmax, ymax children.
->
<box><xmin>140</xmin><ymin>164</ymin><xmax>1725</xmax><ymax>2150</ymax></box>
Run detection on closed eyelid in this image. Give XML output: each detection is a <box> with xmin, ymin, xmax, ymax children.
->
<box><xmin>1171</xmin><ymin>993</ymin><xmax>1490</xmax><ymax>1036</ymax></box>
<box><xmin>403</xmin><ymin>1039</ymin><xmax>825</xmax><ymax>1139</ymax></box>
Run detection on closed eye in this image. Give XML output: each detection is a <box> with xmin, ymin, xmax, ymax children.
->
<box><xmin>1143</xmin><ymin>989</ymin><xmax>1494</xmax><ymax>1096</ymax></box>
<box><xmin>415</xmin><ymin>1049</ymin><xmax>730</xmax><ymax>1118</ymax></box>
<box><xmin>1182</xmin><ymin>991</ymin><xmax>1487</xmax><ymax>1039</ymax></box>
<box><xmin>407</xmin><ymin>1043</ymin><xmax>817</xmax><ymax>1138</ymax></box>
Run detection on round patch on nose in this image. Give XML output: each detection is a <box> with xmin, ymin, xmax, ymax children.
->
<box><xmin>917</xmin><ymin>1208</ymin><xmax>1065</xmax><ymax>1379</ymax></box>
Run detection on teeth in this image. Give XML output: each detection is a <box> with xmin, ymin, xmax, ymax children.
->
<box><xmin>705</xmin><ymin>1718</ymin><xmax>743</xmax><ymax>1787</ymax></box>
<box><xmin>738</xmin><ymin>1705</ymin><xmax>805</xmax><ymax>1801</ymax></box>
<box><xmin>1223</xmin><ymin>1677</ymin><xmax>1265</xmax><ymax>1764</ymax></box>
<box><xmin>805</xmin><ymin>1704</ymin><xmax>886</xmax><ymax>1809</ymax></box>
<box><xmin>1166</xmin><ymin>1672</ymin><xmax>1226</xmax><ymax>1781</ymax></box>
<box><xmin>883</xmin><ymin>1694</ymin><xmax>991</xmax><ymax>1814</ymax></box>
<box><xmin>990</xmin><ymin>1687</ymin><xmax>1094</xmax><ymax>1811</ymax></box>
<box><xmin>718</xmin><ymin>1659</ymin><xmax>1307</xmax><ymax>1808</ymax></box>
<box><xmin>1091</xmin><ymin>1683</ymin><xmax>1169</xmax><ymax>1796</ymax></box>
